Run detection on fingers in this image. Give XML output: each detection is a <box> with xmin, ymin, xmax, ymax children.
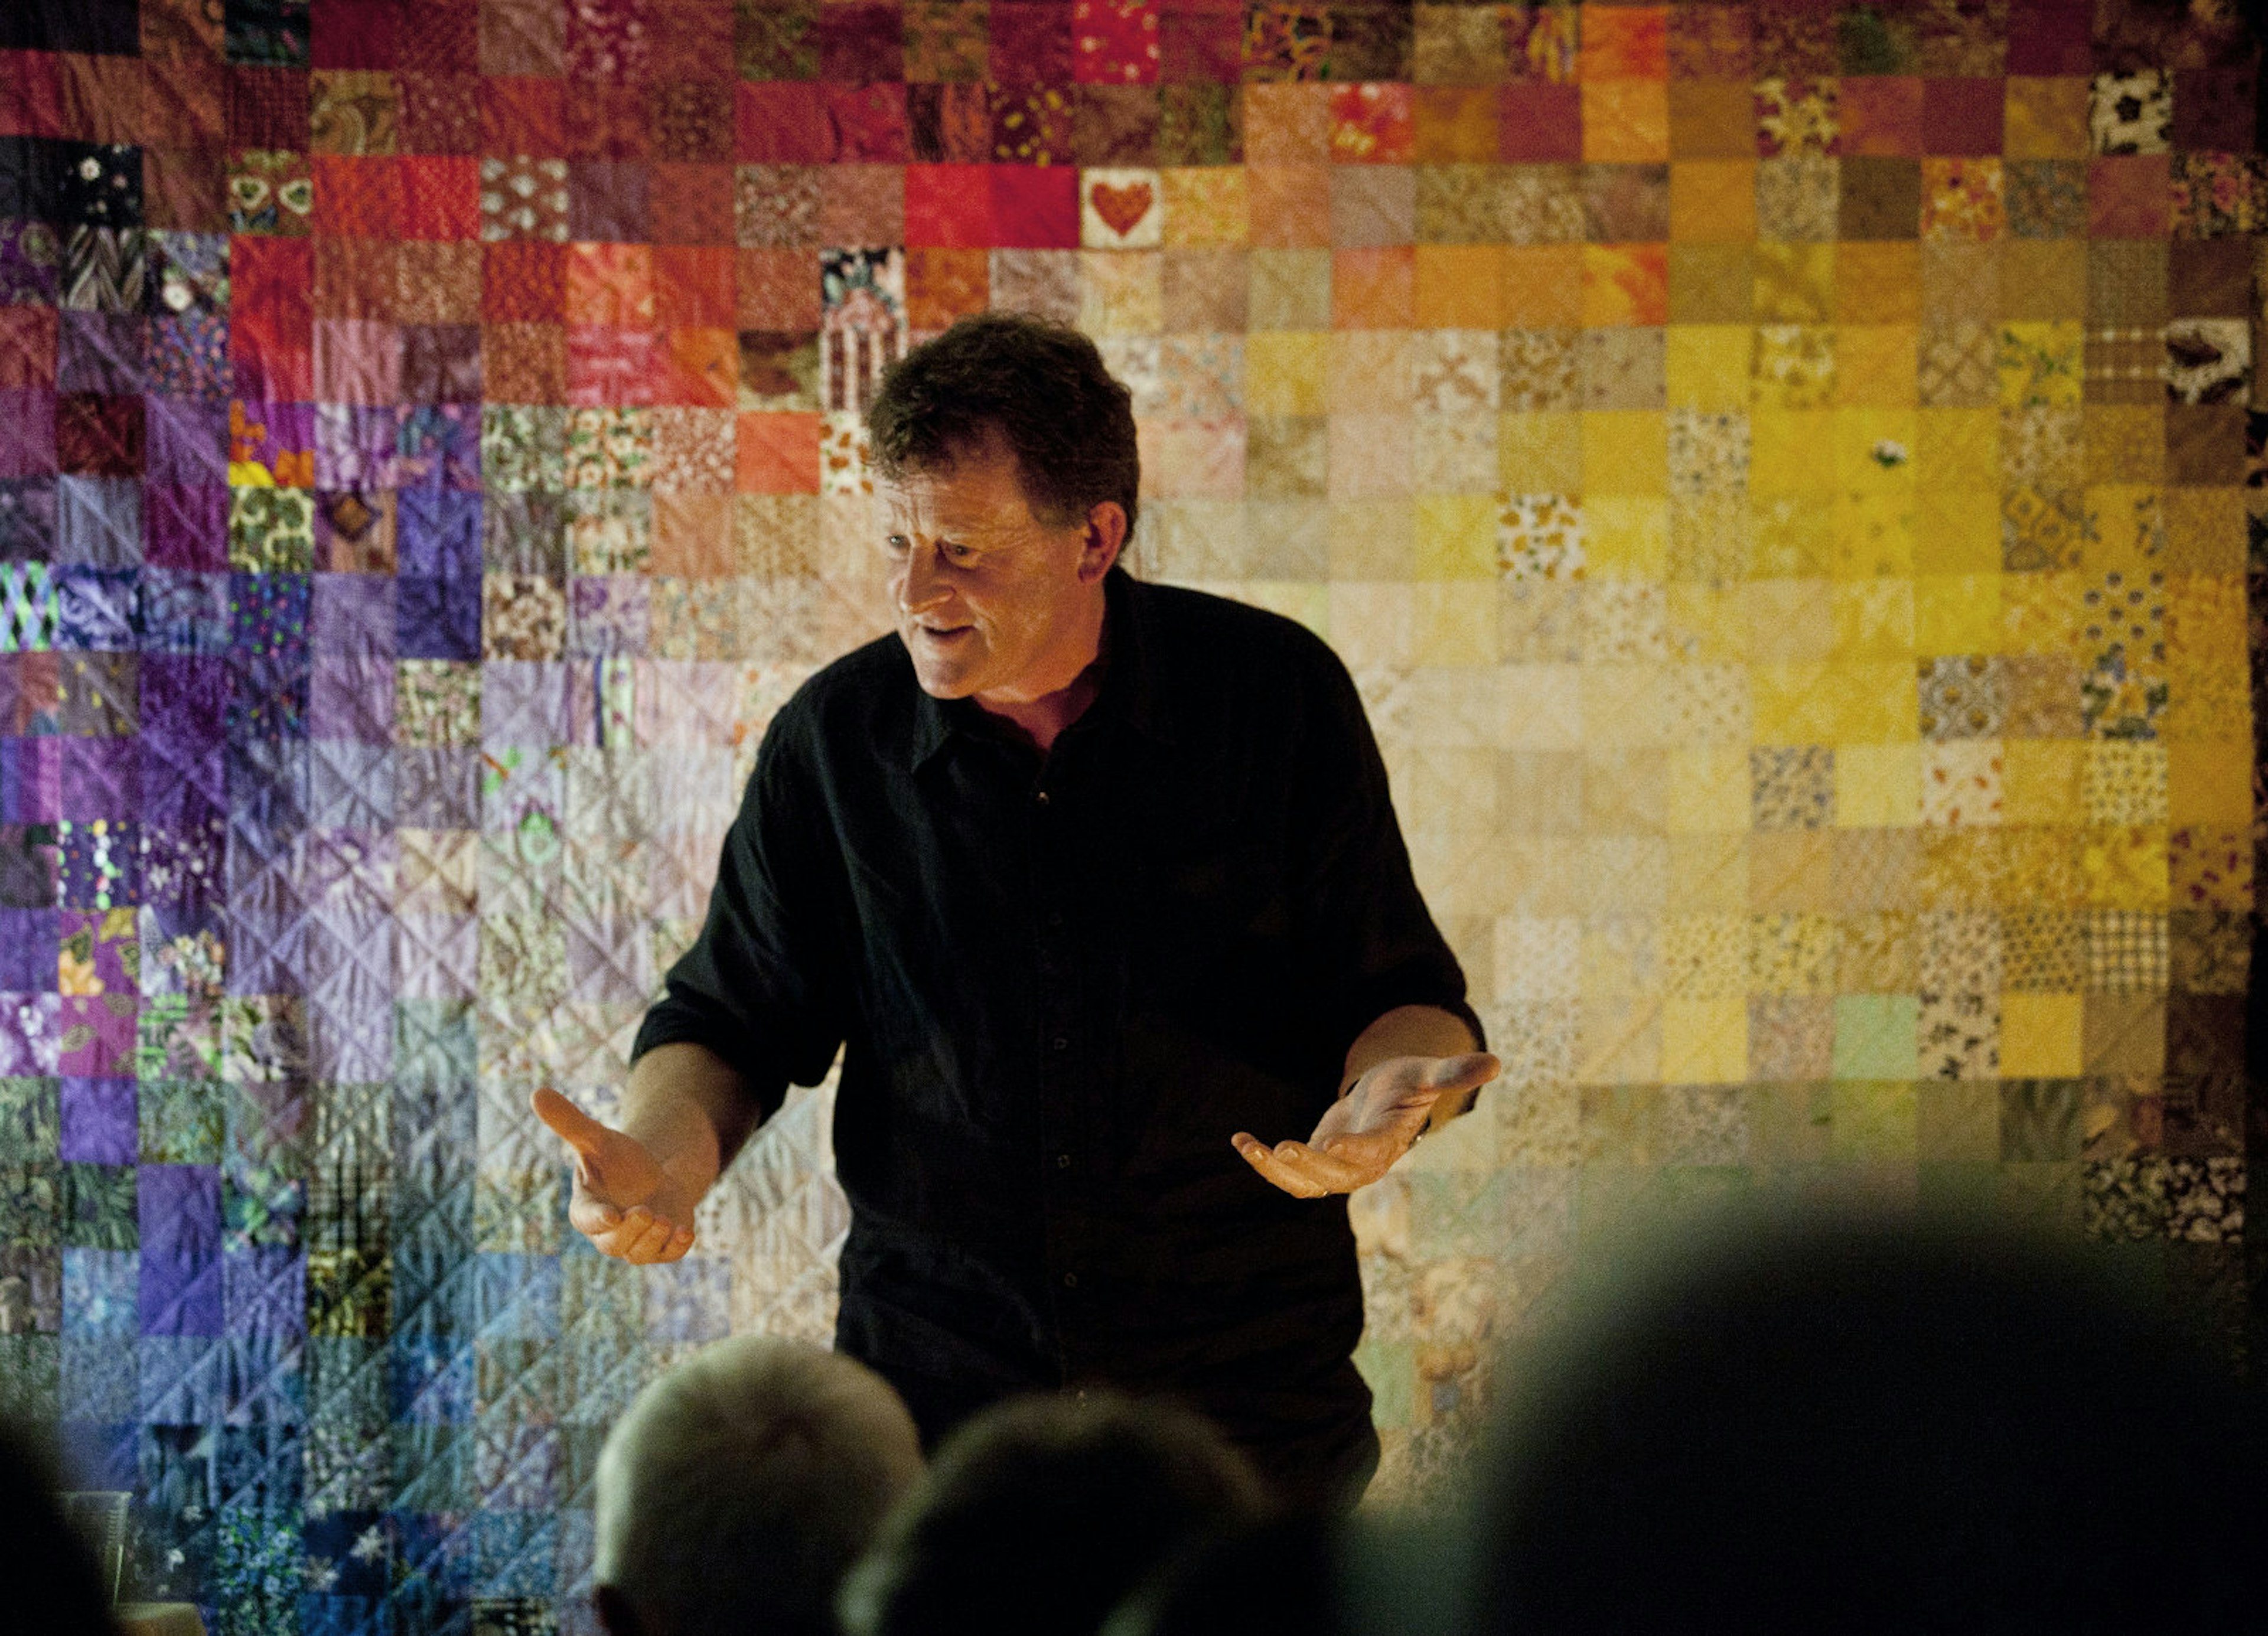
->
<box><xmin>581</xmin><ymin>1204</ymin><xmax>697</xmax><ymax>1263</ymax></box>
<box><xmin>532</xmin><ymin>1086</ymin><xmax>612</xmax><ymax>1159</ymax></box>
<box><xmin>1232</xmin><ymin>1133</ymin><xmax>1378</xmax><ymax>1198</ymax></box>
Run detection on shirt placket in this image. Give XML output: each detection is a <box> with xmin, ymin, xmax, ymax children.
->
<box><xmin>1027</xmin><ymin>763</ymin><xmax>1091</xmax><ymax>1376</ymax></box>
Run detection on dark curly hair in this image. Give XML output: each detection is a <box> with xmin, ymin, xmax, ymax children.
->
<box><xmin>865</xmin><ymin>312</ymin><xmax>1141</xmax><ymax>542</ymax></box>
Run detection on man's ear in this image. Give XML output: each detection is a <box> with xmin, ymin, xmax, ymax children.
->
<box><xmin>1081</xmin><ymin>500</ymin><xmax>1129</xmax><ymax>580</ymax></box>
<box><xmin>593</xmin><ymin>1583</ymin><xmax>645</xmax><ymax>1636</ymax></box>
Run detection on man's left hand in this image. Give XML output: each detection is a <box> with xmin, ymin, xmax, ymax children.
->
<box><xmin>1231</xmin><ymin>1052</ymin><xmax>1501</xmax><ymax>1198</ymax></box>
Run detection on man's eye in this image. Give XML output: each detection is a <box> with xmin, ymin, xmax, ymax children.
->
<box><xmin>884</xmin><ymin>535</ymin><xmax>910</xmax><ymax>553</ymax></box>
<box><xmin>943</xmin><ymin>542</ymin><xmax>975</xmax><ymax>562</ymax></box>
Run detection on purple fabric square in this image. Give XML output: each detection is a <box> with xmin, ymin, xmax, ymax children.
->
<box><xmin>139</xmin><ymin>1164</ymin><xmax>223</xmax><ymax>1337</ymax></box>
<box><xmin>140</xmin><ymin>654</ymin><xmax>232</xmax><ymax>751</ymax></box>
<box><xmin>231</xmin><ymin>571</ymin><xmax>312</xmax><ymax>661</ymax></box>
<box><xmin>55</xmin><ymin>477</ymin><xmax>142</xmax><ymax>568</ymax></box>
<box><xmin>309</xmin><ymin>655</ymin><xmax>395</xmax><ymax>745</ymax></box>
<box><xmin>315</xmin><ymin>403</ymin><xmax>398</xmax><ymax>491</ymax></box>
<box><xmin>57</xmin><ymin>994</ymin><xmax>136</xmax><ymax>1076</ymax></box>
<box><xmin>309</xmin><ymin>571</ymin><xmax>397</xmax><ymax>661</ymax></box>
<box><xmin>139</xmin><ymin>812</ymin><xmax>226</xmax><ymax>910</ymax></box>
<box><xmin>480</xmin><ymin>661</ymin><xmax>570</xmax><ymax>748</ymax></box>
<box><xmin>0</xmin><ymin>390</ymin><xmax>58</xmax><ymax>478</ymax></box>
<box><xmin>57</xmin><ymin>312</ymin><xmax>146</xmax><ymax>396</ymax></box>
<box><xmin>141</xmin><ymin>737</ymin><xmax>226</xmax><ymax>823</ymax></box>
<box><xmin>395</xmin><ymin>488</ymin><xmax>481</xmax><ymax>578</ymax></box>
<box><xmin>223</xmin><ymin>1245</ymin><xmax>307</xmax><ymax>1340</ymax></box>
<box><xmin>146</xmin><ymin>312</ymin><xmax>231</xmax><ymax>405</ymax></box>
<box><xmin>568</xmin><ymin>575</ymin><xmax>650</xmax><ymax>657</ymax></box>
<box><xmin>225</xmin><ymin>735</ymin><xmax>309</xmax><ymax>841</ymax></box>
<box><xmin>60</xmin><ymin>1078</ymin><xmax>137</xmax><ymax>1165</ymax></box>
<box><xmin>396</xmin><ymin>574</ymin><xmax>481</xmax><ymax>660</ymax></box>
<box><xmin>2</xmin><ymin>738</ymin><xmax>60</xmax><ymax>823</ymax></box>
<box><xmin>396</xmin><ymin>403</ymin><xmax>481</xmax><ymax>493</ymax></box>
<box><xmin>51</xmin><ymin>566</ymin><xmax>139</xmax><ymax>651</ymax></box>
<box><xmin>0</xmin><ymin>477</ymin><xmax>57</xmax><ymax>562</ymax></box>
<box><xmin>138</xmin><ymin>568</ymin><xmax>231</xmax><ymax>652</ymax></box>
<box><xmin>144</xmin><ymin>397</ymin><xmax>227</xmax><ymax>487</ymax></box>
<box><xmin>59</xmin><ymin>735</ymin><xmax>139</xmax><ymax>817</ymax></box>
<box><xmin>0</xmin><ymin>990</ymin><xmax>60</xmax><ymax>1076</ymax></box>
<box><xmin>0</xmin><ymin>907</ymin><xmax>56</xmax><ymax>989</ymax></box>
<box><xmin>143</xmin><ymin>484</ymin><xmax>227</xmax><ymax>571</ymax></box>
<box><xmin>396</xmin><ymin>747</ymin><xmax>478</xmax><ymax>827</ymax></box>
<box><xmin>58</xmin><ymin>816</ymin><xmax>141</xmax><ymax>911</ymax></box>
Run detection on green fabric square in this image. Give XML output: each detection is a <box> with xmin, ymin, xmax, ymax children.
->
<box><xmin>1833</xmin><ymin>994</ymin><xmax>1918</xmax><ymax>1080</ymax></box>
<box><xmin>1828</xmin><ymin>1081</ymin><xmax>1920</xmax><ymax>1162</ymax></box>
<box><xmin>62</xmin><ymin>1162</ymin><xmax>136</xmax><ymax>1252</ymax></box>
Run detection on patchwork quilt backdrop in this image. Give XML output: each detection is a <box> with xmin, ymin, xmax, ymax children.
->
<box><xmin>0</xmin><ymin>0</ymin><xmax>2262</xmax><ymax>1630</ymax></box>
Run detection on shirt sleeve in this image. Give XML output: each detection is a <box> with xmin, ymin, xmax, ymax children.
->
<box><xmin>1286</xmin><ymin>634</ymin><xmax>1486</xmax><ymax>1064</ymax></box>
<box><xmin>630</xmin><ymin>702</ymin><xmax>851</xmax><ymax>1125</ymax></box>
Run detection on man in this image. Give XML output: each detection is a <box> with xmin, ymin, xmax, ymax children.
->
<box><xmin>536</xmin><ymin>314</ymin><xmax>1498</xmax><ymax>1506</ymax></box>
<box><xmin>591</xmin><ymin>1335</ymin><xmax>924</xmax><ymax>1636</ymax></box>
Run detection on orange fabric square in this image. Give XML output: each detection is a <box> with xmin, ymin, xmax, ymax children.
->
<box><xmin>654</xmin><ymin>245</ymin><xmax>735</xmax><ymax>327</ymax></box>
<box><xmin>905</xmin><ymin>246</ymin><xmax>989</xmax><ymax>331</ymax></box>
<box><xmin>1579</xmin><ymin>6</ymin><xmax>1668</xmax><ymax>79</ymax></box>
<box><xmin>1329</xmin><ymin>83</ymin><xmax>1413</xmax><ymax>164</ymax></box>
<box><xmin>0</xmin><ymin>307</ymin><xmax>56</xmax><ymax>390</ymax></box>
<box><xmin>1669</xmin><ymin>161</ymin><xmax>1755</xmax><ymax>240</ymax></box>
<box><xmin>57</xmin><ymin>53</ymin><xmax>146</xmax><ymax>145</ymax></box>
<box><xmin>1248</xmin><ymin>165</ymin><xmax>1332</xmax><ymax>249</ymax></box>
<box><xmin>1415</xmin><ymin>245</ymin><xmax>1503</xmax><ymax>328</ymax></box>
<box><xmin>651</xmin><ymin>491</ymin><xmax>735</xmax><ymax>578</ymax></box>
<box><xmin>1582</xmin><ymin>242</ymin><xmax>1669</xmax><ymax>326</ymax></box>
<box><xmin>142</xmin><ymin>57</ymin><xmax>228</xmax><ymax>148</ymax></box>
<box><xmin>737</xmin><ymin>249</ymin><xmax>823</xmax><ymax>330</ymax></box>
<box><xmin>400</xmin><ymin>155</ymin><xmax>479</xmax><ymax>239</ymax></box>
<box><xmin>483</xmin><ymin>240</ymin><xmax>565</xmax><ymax>322</ymax></box>
<box><xmin>1501</xmin><ymin>245</ymin><xmax>1584</xmax><ymax>325</ymax></box>
<box><xmin>483</xmin><ymin>322</ymin><xmax>567</xmax><ymax>401</ymax></box>
<box><xmin>1667</xmin><ymin>79</ymin><xmax>1752</xmax><ymax>158</ymax></box>
<box><xmin>482</xmin><ymin>74</ymin><xmax>566</xmax><ymax>157</ymax></box>
<box><xmin>735</xmin><ymin>413</ymin><xmax>822</xmax><ymax>493</ymax></box>
<box><xmin>1839</xmin><ymin>76</ymin><xmax>1922</xmax><ymax>156</ymax></box>
<box><xmin>1413</xmin><ymin>88</ymin><xmax>1498</xmax><ymax>165</ymax></box>
<box><xmin>1332</xmin><ymin>247</ymin><xmax>1415</xmax><ymax>329</ymax></box>
<box><xmin>649</xmin><ymin>162</ymin><xmax>736</xmax><ymax>245</ymax></box>
<box><xmin>1834</xmin><ymin>243</ymin><xmax>1921</xmax><ymax>324</ymax></box>
<box><xmin>662</xmin><ymin>327</ymin><xmax>737</xmax><ymax>407</ymax></box>
<box><xmin>1582</xmin><ymin>79</ymin><xmax>1670</xmax><ymax>162</ymax></box>
<box><xmin>1243</xmin><ymin>83</ymin><xmax>1332</xmax><ymax>164</ymax></box>
<box><xmin>313</xmin><ymin>155</ymin><xmax>401</xmax><ymax>236</ymax></box>
<box><xmin>565</xmin><ymin>242</ymin><xmax>656</xmax><ymax>327</ymax></box>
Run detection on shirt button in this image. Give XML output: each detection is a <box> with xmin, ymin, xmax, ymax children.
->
<box><xmin>1056</xmin><ymin>1153</ymin><xmax>1072</xmax><ymax>1169</ymax></box>
<box><xmin>1034</xmin><ymin>790</ymin><xmax>1050</xmax><ymax>807</ymax></box>
<box><xmin>1061</xmin><ymin>1272</ymin><xmax>1078</xmax><ymax>1289</ymax></box>
<box><xmin>1051</xmin><ymin>1035</ymin><xmax>1069</xmax><ymax>1052</ymax></box>
<box><xmin>1046</xmin><ymin>911</ymin><xmax>1064</xmax><ymax>930</ymax></box>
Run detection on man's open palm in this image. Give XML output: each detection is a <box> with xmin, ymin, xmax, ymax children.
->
<box><xmin>532</xmin><ymin>1087</ymin><xmax>699</xmax><ymax>1263</ymax></box>
<box><xmin>1232</xmin><ymin>1052</ymin><xmax>1500</xmax><ymax>1198</ymax></box>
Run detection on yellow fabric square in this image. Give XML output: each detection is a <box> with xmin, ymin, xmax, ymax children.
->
<box><xmin>1667</xmin><ymin>745</ymin><xmax>1752</xmax><ymax>833</ymax></box>
<box><xmin>2083</xmin><ymin>826</ymin><xmax>2168</xmax><ymax>911</ymax></box>
<box><xmin>1746</xmin><ymin>579</ymin><xmax>1834</xmax><ymax>661</ymax></box>
<box><xmin>1664</xmin><ymin>326</ymin><xmax>1752</xmax><ymax>412</ymax></box>
<box><xmin>1833</xmin><ymin>326</ymin><xmax>1918</xmax><ymax>408</ymax></box>
<box><xmin>1411</xmin><ymin>583</ymin><xmax>1498</xmax><ymax>665</ymax></box>
<box><xmin>1834</xmin><ymin>408</ymin><xmax>1920</xmax><ymax>489</ymax></box>
<box><xmin>1080</xmin><ymin>250</ymin><xmax>1162</xmax><ymax>334</ymax></box>
<box><xmin>2081</xmin><ymin>484</ymin><xmax>2161</xmax><ymax>572</ymax></box>
<box><xmin>1831</xmin><ymin>661</ymin><xmax>1919</xmax><ymax>741</ymax></box>
<box><xmin>1580</xmin><ymin>412</ymin><xmax>1667</xmax><ymax>495</ymax></box>
<box><xmin>1999</xmin><ymin>573</ymin><xmax>2083</xmax><ymax>657</ymax></box>
<box><xmin>1827</xmin><ymin>490</ymin><xmax>1915</xmax><ymax>578</ymax></box>
<box><xmin>1831</xmin><ymin>581</ymin><xmax>1914</xmax><ymax>658</ymax></box>
<box><xmin>1915</xmin><ymin>409</ymin><xmax>1999</xmax><ymax>489</ymax></box>
<box><xmin>1414</xmin><ymin>245</ymin><xmax>1504</xmax><ymax>329</ymax></box>
<box><xmin>1661</xmin><ymin>998</ymin><xmax>1748</xmax><ymax>1084</ymax></box>
<box><xmin>1749</xmin><ymin>412</ymin><xmax>1837</xmax><ymax>493</ymax></box>
<box><xmin>2003</xmin><ymin>77</ymin><xmax>2089</xmax><ymax>158</ymax></box>
<box><xmin>2000</xmin><ymin>993</ymin><xmax>2083</xmax><ymax>1077</ymax></box>
<box><xmin>1498</xmin><ymin>412</ymin><xmax>1582</xmax><ymax>491</ymax></box>
<box><xmin>1669</xmin><ymin>160</ymin><xmax>1757</xmax><ymax>240</ymax></box>
<box><xmin>1753</xmin><ymin>243</ymin><xmax>1836</xmax><ymax>324</ymax></box>
<box><xmin>1161</xmin><ymin>167</ymin><xmax>1249</xmax><ymax>247</ymax></box>
<box><xmin>1836</xmin><ymin>742</ymin><xmax>1920</xmax><ymax>827</ymax></box>
<box><xmin>1751</xmin><ymin>327</ymin><xmax>1836</xmax><ymax>410</ymax></box>
<box><xmin>1584</xmin><ymin>666</ymin><xmax>1670</xmax><ymax>748</ymax></box>
<box><xmin>1913</xmin><ymin>573</ymin><xmax>2002</xmax><ymax>655</ymax></box>
<box><xmin>2168</xmin><ymin>740</ymin><xmax>2251</xmax><ymax>826</ymax></box>
<box><xmin>1666</xmin><ymin>584</ymin><xmax>1748</xmax><ymax>660</ymax></box>
<box><xmin>1751</xmin><ymin>662</ymin><xmax>1839</xmax><ymax>745</ymax></box>
<box><xmin>1834</xmin><ymin>242</ymin><xmax>1921</xmax><ymax>325</ymax></box>
<box><xmin>1911</xmin><ymin>490</ymin><xmax>2001</xmax><ymax>575</ymax></box>
<box><xmin>1500</xmin><ymin>246</ymin><xmax>1585</xmax><ymax>327</ymax></box>
<box><xmin>1582</xmin><ymin>495</ymin><xmax>1669</xmax><ymax>579</ymax></box>
<box><xmin>1244</xmin><ymin>331</ymin><xmax>1328</xmax><ymax>415</ymax></box>
<box><xmin>1413</xmin><ymin>493</ymin><xmax>1495</xmax><ymax>580</ymax></box>
<box><xmin>1997</xmin><ymin>320</ymin><xmax>2083</xmax><ymax>409</ymax></box>
<box><xmin>1582</xmin><ymin>78</ymin><xmax>1670</xmax><ymax>162</ymax></box>
<box><xmin>2002</xmin><ymin>739</ymin><xmax>2082</xmax><ymax>825</ymax></box>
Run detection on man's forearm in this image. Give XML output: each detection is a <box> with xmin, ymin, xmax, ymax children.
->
<box><xmin>1342</xmin><ymin>1004</ymin><xmax>1486</xmax><ymax>1125</ymax></box>
<box><xmin>621</xmin><ymin>1041</ymin><xmax>759</xmax><ymax>1200</ymax></box>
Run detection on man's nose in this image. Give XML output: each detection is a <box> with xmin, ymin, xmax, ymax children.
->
<box><xmin>898</xmin><ymin>540</ymin><xmax>950</xmax><ymax>611</ymax></box>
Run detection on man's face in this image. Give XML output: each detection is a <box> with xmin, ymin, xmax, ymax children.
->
<box><xmin>876</xmin><ymin>439</ymin><xmax>1107</xmax><ymax>708</ymax></box>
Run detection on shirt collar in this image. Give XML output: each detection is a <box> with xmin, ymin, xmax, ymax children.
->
<box><xmin>906</xmin><ymin>567</ymin><xmax>1174</xmax><ymax>774</ymax></box>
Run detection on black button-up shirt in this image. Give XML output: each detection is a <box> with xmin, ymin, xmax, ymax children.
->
<box><xmin>634</xmin><ymin>568</ymin><xmax>1479</xmax><ymax>1482</ymax></box>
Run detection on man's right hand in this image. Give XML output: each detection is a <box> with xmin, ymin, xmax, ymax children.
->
<box><xmin>532</xmin><ymin>1087</ymin><xmax>700</xmax><ymax>1263</ymax></box>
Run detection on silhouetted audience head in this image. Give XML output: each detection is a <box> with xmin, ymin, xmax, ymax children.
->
<box><xmin>592</xmin><ymin>1336</ymin><xmax>923</xmax><ymax>1636</ymax></box>
<box><xmin>1</xmin><ymin>1416</ymin><xmax>119</xmax><ymax>1635</ymax></box>
<box><xmin>839</xmin><ymin>1390</ymin><xmax>1267</xmax><ymax>1636</ymax></box>
<box><xmin>1459</xmin><ymin>1203</ymin><xmax>2264</xmax><ymax>1635</ymax></box>
<box><xmin>1102</xmin><ymin>1511</ymin><xmax>1344</xmax><ymax>1636</ymax></box>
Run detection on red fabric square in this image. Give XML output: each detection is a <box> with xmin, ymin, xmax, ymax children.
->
<box><xmin>483</xmin><ymin>241</ymin><xmax>566</xmax><ymax>322</ymax></box>
<box><xmin>565</xmin><ymin>82</ymin><xmax>651</xmax><ymax>160</ymax></box>
<box><xmin>990</xmin><ymin>167</ymin><xmax>1078</xmax><ymax>247</ymax></box>
<box><xmin>56</xmin><ymin>54</ymin><xmax>145</xmax><ymax>145</ymax></box>
<box><xmin>56</xmin><ymin>395</ymin><xmax>144</xmax><ymax>477</ymax></box>
<box><xmin>649</xmin><ymin>0</ymin><xmax>736</xmax><ymax>83</ymax></box>
<box><xmin>820</xmin><ymin>4</ymin><xmax>905</xmax><ymax>82</ymax></box>
<box><xmin>655</xmin><ymin>246</ymin><xmax>736</xmax><ymax>327</ymax></box>
<box><xmin>310</xmin><ymin>0</ymin><xmax>402</xmax><ymax>68</ymax></box>
<box><xmin>400</xmin><ymin>156</ymin><xmax>480</xmax><ymax>239</ymax></box>
<box><xmin>737</xmin><ymin>83</ymin><xmax>833</xmax><ymax>162</ymax></box>
<box><xmin>2172</xmin><ymin>67</ymin><xmax>2256</xmax><ymax>152</ymax></box>
<box><xmin>230</xmin><ymin>246</ymin><xmax>317</xmax><ymax>402</ymax></box>
<box><xmin>1</xmin><ymin>52</ymin><xmax>67</xmax><ymax>138</ymax></box>
<box><xmin>2007</xmin><ymin>0</ymin><xmax>2090</xmax><ymax>76</ymax></box>
<box><xmin>482</xmin><ymin>75</ymin><xmax>566</xmax><ymax>157</ymax></box>
<box><xmin>649</xmin><ymin>162</ymin><xmax>735</xmax><ymax>245</ymax></box>
<box><xmin>313</xmin><ymin>156</ymin><xmax>402</xmax><ymax>236</ymax></box>
<box><xmin>735</xmin><ymin>413</ymin><xmax>822</xmax><ymax>493</ymax></box>
<box><xmin>1076</xmin><ymin>0</ymin><xmax>1164</xmax><ymax>86</ymax></box>
<box><xmin>906</xmin><ymin>165</ymin><xmax>995</xmax><ymax>246</ymax></box>
<box><xmin>992</xmin><ymin>1</ymin><xmax>1076</xmax><ymax>84</ymax></box>
<box><xmin>0</xmin><ymin>308</ymin><xmax>56</xmax><ymax>391</ymax></box>
<box><xmin>229</xmin><ymin>66</ymin><xmax>311</xmax><ymax>148</ymax></box>
<box><xmin>1920</xmin><ymin>78</ymin><xmax>2003</xmax><ymax>156</ymax></box>
<box><xmin>660</xmin><ymin>327</ymin><xmax>737</xmax><ymax>408</ymax></box>
<box><xmin>143</xmin><ymin>58</ymin><xmax>228</xmax><ymax>148</ymax></box>
<box><xmin>2089</xmin><ymin>156</ymin><xmax>2168</xmax><ymax>239</ymax></box>
<box><xmin>1837</xmin><ymin>76</ymin><xmax>1922</xmax><ymax>156</ymax></box>
<box><xmin>827</xmin><ymin>84</ymin><xmax>909</xmax><ymax>162</ymax></box>
<box><xmin>735</xmin><ymin>249</ymin><xmax>823</xmax><ymax>330</ymax></box>
<box><xmin>1159</xmin><ymin>4</ymin><xmax>1241</xmax><ymax>83</ymax></box>
<box><xmin>396</xmin><ymin>0</ymin><xmax>476</xmax><ymax>77</ymax></box>
<box><xmin>1500</xmin><ymin>84</ymin><xmax>1582</xmax><ymax>161</ymax></box>
<box><xmin>566</xmin><ymin>326</ymin><xmax>664</xmax><ymax>407</ymax></box>
<box><xmin>399</xmin><ymin>72</ymin><xmax>481</xmax><ymax>154</ymax></box>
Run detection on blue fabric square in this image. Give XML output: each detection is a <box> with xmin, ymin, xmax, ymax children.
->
<box><xmin>228</xmin><ymin>571</ymin><xmax>310</xmax><ymax>662</ymax></box>
<box><xmin>60</xmin><ymin>1077</ymin><xmax>136</xmax><ymax>1164</ymax></box>
<box><xmin>396</xmin><ymin>489</ymin><xmax>481</xmax><ymax>579</ymax></box>
<box><xmin>51</xmin><ymin>566</ymin><xmax>138</xmax><ymax>651</ymax></box>
<box><xmin>60</xmin><ymin>1334</ymin><xmax>139</xmax><ymax>1420</ymax></box>
<box><xmin>470</xmin><ymin>1254</ymin><xmax>560</xmax><ymax>1343</ymax></box>
<box><xmin>390</xmin><ymin>1338</ymin><xmax>475</xmax><ymax>1426</ymax></box>
<box><xmin>55</xmin><ymin>476</ymin><xmax>142</xmax><ymax>568</ymax></box>
<box><xmin>0</xmin><ymin>904</ymin><xmax>57</xmax><ymax>988</ymax></box>
<box><xmin>0</xmin><ymin>477</ymin><xmax>57</xmax><ymax>562</ymax></box>
<box><xmin>395</xmin><ymin>575</ymin><xmax>481</xmax><ymax>661</ymax></box>
<box><xmin>138</xmin><ymin>571</ymin><xmax>232</xmax><ymax>655</ymax></box>
<box><xmin>63</xmin><ymin>1245</ymin><xmax>139</xmax><ymax>1337</ymax></box>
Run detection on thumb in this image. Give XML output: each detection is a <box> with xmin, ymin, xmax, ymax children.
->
<box><xmin>1423</xmin><ymin>1052</ymin><xmax>1501</xmax><ymax>1094</ymax></box>
<box><xmin>531</xmin><ymin>1087</ymin><xmax>612</xmax><ymax>1160</ymax></box>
